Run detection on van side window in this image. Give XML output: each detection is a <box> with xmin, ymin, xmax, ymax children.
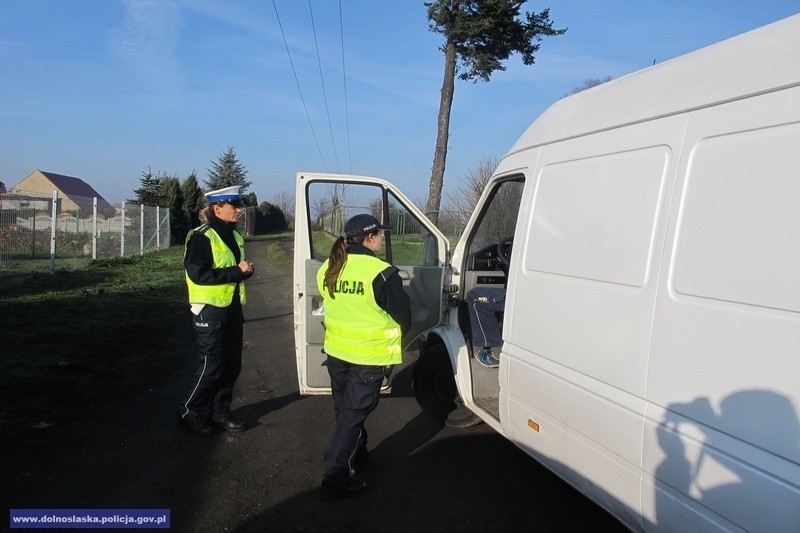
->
<box><xmin>468</xmin><ymin>178</ymin><xmax>524</xmax><ymax>275</ymax></box>
<box><xmin>386</xmin><ymin>191</ymin><xmax>441</xmax><ymax>266</ymax></box>
<box><xmin>305</xmin><ymin>181</ymin><xmax>440</xmax><ymax>266</ymax></box>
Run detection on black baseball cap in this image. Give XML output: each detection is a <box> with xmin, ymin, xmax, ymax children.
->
<box><xmin>344</xmin><ymin>214</ymin><xmax>392</xmax><ymax>237</ymax></box>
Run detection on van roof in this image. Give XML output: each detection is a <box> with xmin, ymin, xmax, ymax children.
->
<box><xmin>509</xmin><ymin>14</ymin><xmax>800</xmax><ymax>154</ymax></box>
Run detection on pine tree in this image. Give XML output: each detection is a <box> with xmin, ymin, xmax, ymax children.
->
<box><xmin>205</xmin><ymin>147</ymin><xmax>252</xmax><ymax>192</ymax></box>
<box><xmin>182</xmin><ymin>172</ymin><xmax>204</xmax><ymax>229</ymax></box>
<box><xmin>130</xmin><ymin>167</ymin><xmax>163</xmax><ymax>205</ymax></box>
<box><xmin>157</xmin><ymin>176</ymin><xmax>180</xmax><ymax>207</ymax></box>
<box><xmin>159</xmin><ymin>177</ymin><xmax>188</xmax><ymax>244</ymax></box>
<box><xmin>242</xmin><ymin>192</ymin><xmax>258</xmax><ymax>208</ymax></box>
<box><xmin>424</xmin><ymin>0</ymin><xmax>565</xmax><ymax>223</ymax></box>
<box><xmin>256</xmin><ymin>201</ymin><xmax>287</xmax><ymax>233</ymax></box>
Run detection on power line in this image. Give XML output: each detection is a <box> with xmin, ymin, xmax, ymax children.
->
<box><xmin>338</xmin><ymin>0</ymin><xmax>352</xmax><ymax>174</ymax></box>
<box><xmin>272</xmin><ymin>0</ymin><xmax>328</xmax><ymax>171</ymax></box>
<box><xmin>309</xmin><ymin>0</ymin><xmax>340</xmax><ymax>173</ymax></box>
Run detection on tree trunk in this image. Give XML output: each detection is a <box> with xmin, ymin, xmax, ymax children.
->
<box><xmin>426</xmin><ymin>37</ymin><xmax>457</xmax><ymax>226</ymax></box>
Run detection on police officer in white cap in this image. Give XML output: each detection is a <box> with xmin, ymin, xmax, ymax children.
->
<box><xmin>179</xmin><ymin>186</ymin><xmax>254</xmax><ymax>435</ymax></box>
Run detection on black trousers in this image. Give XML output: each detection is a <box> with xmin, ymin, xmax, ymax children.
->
<box><xmin>322</xmin><ymin>355</ymin><xmax>385</xmax><ymax>484</ymax></box>
<box><xmin>179</xmin><ymin>301</ymin><xmax>243</xmax><ymax>419</ymax></box>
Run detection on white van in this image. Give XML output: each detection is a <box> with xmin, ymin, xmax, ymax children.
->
<box><xmin>293</xmin><ymin>14</ymin><xmax>800</xmax><ymax>531</ymax></box>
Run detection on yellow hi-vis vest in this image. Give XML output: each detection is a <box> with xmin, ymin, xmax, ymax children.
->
<box><xmin>317</xmin><ymin>254</ymin><xmax>402</xmax><ymax>365</ymax></box>
<box><xmin>185</xmin><ymin>224</ymin><xmax>247</xmax><ymax>306</ymax></box>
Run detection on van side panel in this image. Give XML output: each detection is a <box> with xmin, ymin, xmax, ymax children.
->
<box><xmin>502</xmin><ymin>116</ymin><xmax>685</xmax><ymax>527</ymax></box>
<box><xmin>643</xmin><ymin>87</ymin><xmax>800</xmax><ymax>531</ymax></box>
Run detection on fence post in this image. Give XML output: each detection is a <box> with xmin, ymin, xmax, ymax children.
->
<box><xmin>92</xmin><ymin>197</ymin><xmax>98</xmax><ymax>260</ymax></box>
<box><xmin>31</xmin><ymin>208</ymin><xmax>36</xmax><ymax>258</ymax></box>
<box><xmin>49</xmin><ymin>190</ymin><xmax>57</xmax><ymax>273</ymax></box>
<box><xmin>140</xmin><ymin>204</ymin><xmax>145</xmax><ymax>255</ymax></box>
<box><xmin>156</xmin><ymin>206</ymin><xmax>161</xmax><ymax>250</ymax></box>
<box><xmin>120</xmin><ymin>202</ymin><xmax>126</xmax><ymax>257</ymax></box>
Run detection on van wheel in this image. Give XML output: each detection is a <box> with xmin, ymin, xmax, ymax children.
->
<box><xmin>412</xmin><ymin>348</ymin><xmax>482</xmax><ymax>428</ymax></box>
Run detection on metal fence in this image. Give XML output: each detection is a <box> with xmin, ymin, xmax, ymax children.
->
<box><xmin>317</xmin><ymin>204</ymin><xmax>468</xmax><ymax>242</ymax></box>
<box><xmin>236</xmin><ymin>206</ymin><xmax>256</xmax><ymax>236</ymax></box>
<box><xmin>431</xmin><ymin>209</ymin><xmax>471</xmax><ymax>241</ymax></box>
<box><xmin>0</xmin><ymin>191</ymin><xmax>170</xmax><ymax>282</ymax></box>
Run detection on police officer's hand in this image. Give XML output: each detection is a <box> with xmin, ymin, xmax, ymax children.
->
<box><xmin>238</xmin><ymin>260</ymin><xmax>255</xmax><ymax>278</ymax></box>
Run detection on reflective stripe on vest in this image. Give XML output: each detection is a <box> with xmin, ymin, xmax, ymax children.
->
<box><xmin>317</xmin><ymin>254</ymin><xmax>402</xmax><ymax>365</ymax></box>
<box><xmin>185</xmin><ymin>224</ymin><xmax>247</xmax><ymax>306</ymax></box>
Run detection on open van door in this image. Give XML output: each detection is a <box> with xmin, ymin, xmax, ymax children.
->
<box><xmin>293</xmin><ymin>172</ymin><xmax>450</xmax><ymax>394</ymax></box>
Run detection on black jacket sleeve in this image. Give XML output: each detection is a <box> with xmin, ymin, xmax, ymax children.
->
<box><xmin>374</xmin><ymin>266</ymin><xmax>412</xmax><ymax>335</ymax></box>
<box><xmin>184</xmin><ymin>232</ymin><xmax>246</xmax><ymax>285</ymax></box>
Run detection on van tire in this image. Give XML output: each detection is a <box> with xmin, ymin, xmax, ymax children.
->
<box><xmin>412</xmin><ymin>347</ymin><xmax>481</xmax><ymax>428</ymax></box>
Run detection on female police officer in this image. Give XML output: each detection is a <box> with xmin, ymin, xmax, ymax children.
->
<box><xmin>317</xmin><ymin>214</ymin><xmax>411</xmax><ymax>500</ymax></box>
<box><xmin>179</xmin><ymin>186</ymin><xmax>254</xmax><ymax>436</ymax></box>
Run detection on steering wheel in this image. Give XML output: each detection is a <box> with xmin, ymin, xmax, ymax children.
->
<box><xmin>496</xmin><ymin>236</ymin><xmax>513</xmax><ymax>271</ymax></box>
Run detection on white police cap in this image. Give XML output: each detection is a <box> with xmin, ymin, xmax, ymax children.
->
<box><xmin>204</xmin><ymin>186</ymin><xmax>242</xmax><ymax>203</ymax></box>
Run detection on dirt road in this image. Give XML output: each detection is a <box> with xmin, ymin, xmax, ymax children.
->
<box><xmin>2</xmin><ymin>238</ymin><xmax>623</xmax><ymax>532</ymax></box>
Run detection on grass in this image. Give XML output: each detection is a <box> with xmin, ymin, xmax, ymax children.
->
<box><xmin>247</xmin><ymin>231</ymin><xmax>294</xmax><ymax>271</ymax></box>
<box><xmin>1</xmin><ymin>233</ymin><xmax>295</xmax><ymax>431</ymax></box>
<box><xmin>311</xmin><ymin>230</ymin><xmax>336</xmax><ymax>260</ymax></box>
<box><xmin>309</xmin><ymin>230</ymin><xmax>430</xmax><ymax>266</ymax></box>
<box><xmin>1</xmin><ymin>246</ymin><xmax>193</xmax><ymax>429</ymax></box>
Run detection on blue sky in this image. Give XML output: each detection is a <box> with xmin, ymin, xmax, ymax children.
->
<box><xmin>1</xmin><ymin>1</ymin><xmax>798</xmax><ymax>205</ymax></box>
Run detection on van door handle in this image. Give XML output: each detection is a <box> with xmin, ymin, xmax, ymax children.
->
<box><xmin>397</xmin><ymin>269</ymin><xmax>411</xmax><ymax>281</ymax></box>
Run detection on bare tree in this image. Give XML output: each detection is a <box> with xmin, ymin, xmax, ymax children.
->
<box><xmin>479</xmin><ymin>179</ymin><xmax>523</xmax><ymax>243</ymax></box>
<box><xmin>311</xmin><ymin>197</ymin><xmax>332</xmax><ymax>229</ymax></box>
<box><xmin>272</xmin><ymin>191</ymin><xmax>295</xmax><ymax>229</ymax></box>
<box><xmin>565</xmin><ymin>75</ymin><xmax>613</xmax><ymax>97</ymax></box>
<box><xmin>444</xmin><ymin>155</ymin><xmax>499</xmax><ymax>227</ymax></box>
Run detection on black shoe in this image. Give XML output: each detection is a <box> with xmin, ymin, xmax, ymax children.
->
<box><xmin>181</xmin><ymin>416</ymin><xmax>213</xmax><ymax>436</ymax></box>
<box><xmin>211</xmin><ymin>413</ymin><xmax>245</xmax><ymax>432</ymax></box>
<box><xmin>320</xmin><ymin>477</ymin><xmax>366</xmax><ymax>501</ymax></box>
